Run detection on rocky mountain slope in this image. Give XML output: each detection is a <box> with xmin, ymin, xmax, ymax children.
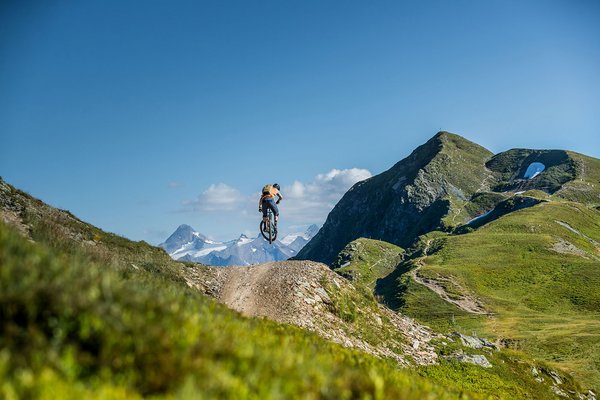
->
<box><xmin>183</xmin><ymin>260</ymin><xmax>592</xmax><ymax>399</ymax></box>
<box><xmin>297</xmin><ymin>131</ymin><xmax>599</xmax><ymax>264</ymax></box>
<box><xmin>297</xmin><ymin>132</ymin><xmax>494</xmax><ymax>263</ymax></box>
<box><xmin>292</xmin><ymin>132</ymin><xmax>600</xmax><ymax>393</ymax></box>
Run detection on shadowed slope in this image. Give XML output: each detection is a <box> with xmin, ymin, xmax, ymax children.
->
<box><xmin>297</xmin><ymin>132</ymin><xmax>494</xmax><ymax>264</ymax></box>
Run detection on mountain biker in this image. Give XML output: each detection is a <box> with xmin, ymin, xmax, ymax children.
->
<box><xmin>259</xmin><ymin>183</ymin><xmax>283</xmax><ymax>225</ymax></box>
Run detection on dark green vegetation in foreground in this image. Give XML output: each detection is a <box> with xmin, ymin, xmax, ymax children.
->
<box><xmin>1</xmin><ymin>222</ymin><xmax>467</xmax><ymax>399</ymax></box>
<box><xmin>1</xmin><ymin>177</ymin><xmax>585</xmax><ymax>399</ymax></box>
<box><xmin>0</xmin><ymin>220</ymin><xmax>581</xmax><ymax>400</ymax></box>
<box><xmin>0</xmin><ymin>177</ymin><xmax>489</xmax><ymax>399</ymax></box>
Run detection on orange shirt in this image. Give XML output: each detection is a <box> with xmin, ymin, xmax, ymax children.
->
<box><xmin>267</xmin><ymin>186</ymin><xmax>279</xmax><ymax>198</ymax></box>
<box><xmin>260</xmin><ymin>186</ymin><xmax>283</xmax><ymax>205</ymax></box>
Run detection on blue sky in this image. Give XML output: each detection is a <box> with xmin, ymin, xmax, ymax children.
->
<box><xmin>1</xmin><ymin>0</ymin><xmax>599</xmax><ymax>243</ymax></box>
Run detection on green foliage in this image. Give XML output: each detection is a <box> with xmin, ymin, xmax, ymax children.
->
<box><xmin>461</xmin><ymin>192</ymin><xmax>508</xmax><ymax>221</ymax></box>
<box><xmin>332</xmin><ymin>238</ymin><xmax>404</xmax><ymax>289</ymax></box>
<box><xmin>417</xmin><ymin>353</ymin><xmax>573</xmax><ymax>400</ymax></box>
<box><xmin>556</xmin><ymin>152</ymin><xmax>600</xmax><ymax>206</ymax></box>
<box><xmin>1</xmin><ymin>222</ymin><xmax>486</xmax><ymax>399</ymax></box>
<box><xmin>394</xmin><ymin>201</ymin><xmax>600</xmax><ymax>390</ymax></box>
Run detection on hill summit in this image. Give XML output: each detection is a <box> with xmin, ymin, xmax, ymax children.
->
<box><xmin>297</xmin><ymin>131</ymin><xmax>599</xmax><ymax>264</ymax></box>
<box><xmin>297</xmin><ymin>132</ymin><xmax>494</xmax><ymax>263</ymax></box>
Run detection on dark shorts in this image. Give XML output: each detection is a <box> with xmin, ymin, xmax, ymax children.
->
<box><xmin>262</xmin><ymin>198</ymin><xmax>278</xmax><ymax>218</ymax></box>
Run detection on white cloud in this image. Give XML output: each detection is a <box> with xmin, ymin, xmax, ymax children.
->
<box><xmin>178</xmin><ymin>168</ymin><xmax>371</xmax><ymax>235</ymax></box>
<box><xmin>282</xmin><ymin>168</ymin><xmax>372</xmax><ymax>224</ymax></box>
<box><xmin>184</xmin><ymin>183</ymin><xmax>243</xmax><ymax>211</ymax></box>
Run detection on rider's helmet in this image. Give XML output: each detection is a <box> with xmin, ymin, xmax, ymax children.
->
<box><xmin>273</xmin><ymin>183</ymin><xmax>281</xmax><ymax>190</ymax></box>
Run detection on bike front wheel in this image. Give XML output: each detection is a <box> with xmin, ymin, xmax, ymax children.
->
<box><xmin>259</xmin><ymin>214</ymin><xmax>277</xmax><ymax>243</ymax></box>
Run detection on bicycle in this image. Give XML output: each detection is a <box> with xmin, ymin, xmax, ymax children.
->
<box><xmin>260</xmin><ymin>208</ymin><xmax>278</xmax><ymax>244</ymax></box>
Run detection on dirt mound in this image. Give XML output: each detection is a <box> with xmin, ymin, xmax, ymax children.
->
<box><xmin>184</xmin><ymin>260</ymin><xmax>439</xmax><ymax>366</ymax></box>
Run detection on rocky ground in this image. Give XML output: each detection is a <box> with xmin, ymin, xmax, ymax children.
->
<box><xmin>183</xmin><ymin>260</ymin><xmax>439</xmax><ymax>366</ymax></box>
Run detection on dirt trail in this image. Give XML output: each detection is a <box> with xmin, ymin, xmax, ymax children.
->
<box><xmin>218</xmin><ymin>263</ymin><xmax>275</xmax><ymax>316</ymax></box>
<box><xmin>184</xmin><ymin>260</ymin><xmax>440</xmax><ymax>366</ymax></box>
<box><xmin>411</xmin><ymin>240</ymin><xmax>491</xmax><ymax>315</ymax></box>
<box><xmin>213</xmin><ymin>261</ymin><xmax>310</xmax><ymax>320</ymax></box>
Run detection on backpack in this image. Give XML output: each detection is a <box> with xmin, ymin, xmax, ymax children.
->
<box><xmin>262</xmin><ymin>184</ymin><xmax>272</xmax><ymax>195</ymax></box>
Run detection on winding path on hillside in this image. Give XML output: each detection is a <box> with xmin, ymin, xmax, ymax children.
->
<box><xmin>410</xmin><ymin>240</ymin><xmax>491</xmax><ymax>315</ymax></box>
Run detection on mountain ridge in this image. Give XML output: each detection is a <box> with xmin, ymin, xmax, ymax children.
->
<box><xmin>297</xmin><ymin>131</ymin><xmax>600</xmax><ymax>264</ymax></box>
<box><xmin>160</xmin><ymin>224</ymin><xmax>319</xmax><ymax>266</ymax></box>
<box><xmin>297</xmin><ymin>132</ymin><xmax>494</xmax><ymax>263</ymax></box>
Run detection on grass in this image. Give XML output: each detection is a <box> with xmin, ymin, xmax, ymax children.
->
<box><xmin>0</xmin><ymin>176</ymin><xmax>188</xmax><ymax>285</ymax></box>
<box><xmin>332</xmin><ymin>238</ymin><xmax>405</xmax><ymax>290</ymax></box>
<box><xmin>557</xmin><ymin>152</ymin><xmax>600</xmax><ymax>206</ymax></box>
<box><xmin>1</xmin><ymin>221</ymin><xmax>480</xmax><ymax>400</ymax></box>
<box><xmin>326</xmin><ymin>240</ymin><xmax>590</xmax><ymax>399</ymax></box>
<box><xmin>1</xmin><ymin>176</ymin><xmax>581</xmax><ymax>399</ymax></box>
<box><xmin>0</xmin><ymin>220</ymin><xmax>572</xmax><ymax>399</ymax></box>
<box><xmin>393</xmin><ymin>200</ymin><xmax>600</xmax><ymax>391</ymax></box>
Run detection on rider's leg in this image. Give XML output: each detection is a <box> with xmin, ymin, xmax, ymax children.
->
<box><xmin>262</xmin><ymin>200</ymin><xmax>269</xmax><ymax>222</ymax></box>
<box><xmin>272</xmin><ymin>202</ymin><xmax>279</xmax><ymax>225</ymax></box>
<box><xmin>265</xmin><ymin>199</ymin><xmax>278</xmax><ymax>225</ymax></box>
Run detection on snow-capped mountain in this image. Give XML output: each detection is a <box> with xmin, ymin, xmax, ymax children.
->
<box><xmin>280</xmin><ymin>224</ymin><xmax>320</xmax><ymax>252</ymax></box>
<box><xmin>160</xmin><ymin>224</ymin><xmax>227</xmax><ymax>259</ymax></box>
<box><xmin>160</xmin><ymin>224</ymin><xmax>319</xmax><ymax>266</ymax></box>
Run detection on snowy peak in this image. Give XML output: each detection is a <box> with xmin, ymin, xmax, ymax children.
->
<box><xmin>281</xmin><ymin>224</ymin><xmax>320</xmax><ymax>245</ymax></box>
<box><xmin>159</xmin><ymin>224</ymin><xmax>217</xmax><ymax>255</ymax></box>
<box><xmin>161</xmin><ymin>224</ymin><xmax>199</xmax><ymax>253</ymax></box>
<box><xmin>161</xmin><ymin>224</ymin><xmax>319</xmax><ymax>266</ymax></box>
<box><xmin>280</xmin><ymin>224</ymin><xmax>320</xmax><ymax>253</ymax></box>
<box><xmin>234</xmin><ymin>234</ymin><xmax>253</xmax><ymax>246</ymax></box>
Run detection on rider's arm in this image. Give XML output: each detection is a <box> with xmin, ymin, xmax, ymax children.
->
<box><xmin>276</xmin><ymin>192</ymin><xmax>283</xmax><ymax>204</ymax></box>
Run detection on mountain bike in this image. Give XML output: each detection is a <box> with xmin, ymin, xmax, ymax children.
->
<box><xmin>260</xmin><ymin>208</ymin><xmax>278</xmax><ymax>244</ymax></box>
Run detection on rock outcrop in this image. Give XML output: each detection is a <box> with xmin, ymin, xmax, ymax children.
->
<box><xmin>296</xmin><ymin>132</ymin><xmax>494</xmax><ymax>264</ymax></box>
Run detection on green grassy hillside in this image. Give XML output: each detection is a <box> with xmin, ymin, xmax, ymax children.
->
<box><xmin>0</xmin><ymin>177</ymin><xmax>511</xmax><ymax>399</ymax></box>
<box><xmin>3</xmin><ymin>221</ymin><xmax>473</xmax><ymax>399</ymax></box>
<box><xmin>331</xmin><ymin>238</ymin><xmax>405</xmax><ymax>289</ymax></box>
<box><xmin>328</xmin><ymin>235</ymin><xmax>592</xmax><ymax>399</ymax></box>
<box><xmin>3</xmin><ymin>177</ymin><xmax>590</xmax><ymax>398</ymax></box>
<box><xmin>393</xmin><ymin>201</ymin><xmax>600</xmax><ymax>391</ymax></box>
<box><xmin>0</xmin><ymin>177</ymin><xmax>187</xmax><ymax>284</ymax></box>
<box><xmin>2</xmin><ymin>219</ymin><xmax>587</xmax><ymax>399</ymax></box>
<box><xmin>557</xmin><ymin>152</ymin><xmax>600</xmax><ymax>206</ymax></box>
